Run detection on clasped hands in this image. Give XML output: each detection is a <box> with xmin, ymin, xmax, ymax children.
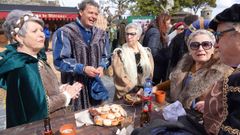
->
<box><xmin>59</xmin><ymin>66</ymin><xmax>104</xmax><ymax>100</ymax></box>
<box><xmin>60</xmin><ymin>82</ymin><xmax>83</xmax><ymax>99</ymax></box>
<box><xmin>84</xmin><ymin>66</ymin><xmax>104</xmax><ymax>77</ymax></box>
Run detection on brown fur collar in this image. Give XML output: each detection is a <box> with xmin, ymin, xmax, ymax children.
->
<box><xmin>170</xmin><ymin>53</ymin><xmax>233</xmax><ymax>108</ymax></box>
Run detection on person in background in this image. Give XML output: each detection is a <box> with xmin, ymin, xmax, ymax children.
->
<box><xmin>174</xmin><ymin>22</ymin><xmax>185</xmax><ymax>34</ymax></box>
<box><xmin>52</xmin><ymin>0</ymin><xmax>109</xmax><ymax>111</ymax></box>
<box><xmin>117</xmin><ymin>22</ymin><xmax>126</xmax><ymax>46</ymax></box>
<box><xmin>142</xmin><ymin>13</ymin><xmax>172</xmax><ymax>84</ymax></box>
<box><xmin>152</xmin><ymin>29</ymin><xmax>233</xmax><ymax>110</ymax></box>
<box><xmin>112</xmin><ymin>23</ymin><xmax>154</xmax><ymax>100</ymax></box>
<box><xmin>203</xmin><ymin>4</ymin><xmax>240</xmax><ymax>134</ymax></box>
<box><xmin>0</xmin><ymin>10</ymin><xmax>82</xmax><ymax>128</ymax></box>
<box><xmin>94</xmin><ymin>14</ymin><xmax>111</xmax><ymax>57</ymax></box>
<box><xmin>43</xmin><ymin>23</ymin><xmax>51</xmax><ymax>51</ymax></box>
<box><xmin>166</xmin><ymin>16</ymin><xmax>201</xmax><ymax>79</ymax></box>
<box><xmin>167</xmin><ymin>21</ymin><xmax>186</xmax><ymax>46</ymax></box>
<box><xmin>110</xmin><ymin>24</ymin><xmax>119</xmax><ymax>52</ymax></box>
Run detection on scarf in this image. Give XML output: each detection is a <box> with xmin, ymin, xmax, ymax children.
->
<box><xmin>121</xmin><ymin>42</ymin><xmax>152</xmax><ymax>85</ymax></box>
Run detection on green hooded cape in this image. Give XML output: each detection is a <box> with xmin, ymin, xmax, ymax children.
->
<box><xmin>0</xmin><ymin>43</ymin><xmax>48</xmax><ymax>128</ymax></box>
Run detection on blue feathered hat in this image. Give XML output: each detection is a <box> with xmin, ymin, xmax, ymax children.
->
<box><xmin>185</xmin><ymin>18</ymin><xmax>212</xmax><ymax>41</ymax></box>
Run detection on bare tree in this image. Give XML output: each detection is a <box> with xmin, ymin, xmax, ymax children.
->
<box><xmin>100</xmin><ymin>0</ymin><xmax>134</xmax><ymax>24</ymax></box>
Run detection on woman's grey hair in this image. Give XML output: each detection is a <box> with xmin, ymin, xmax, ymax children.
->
<box><xmin>2</xmin><ymin>10</ymin><xmax>44</xmax><ymax>43</ymax></box>
<box><xmin>187</xmin><ymin>29</ymin><xmax>216</xmax><ymax>46</ymax></box>
<box><xmin>78</xmin><ymin>0</ymin><xmax>99</xmax><ymax>11</ymax></box>
<box><xmin>125</xmin><ymin>22</ymin><xmax>143</xmax><ymax>37</ymax></box>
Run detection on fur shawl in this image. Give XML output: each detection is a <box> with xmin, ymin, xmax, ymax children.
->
<box><xmin>112</xmin><ymin>43</ymin><xmax>154</xmax><ymax>99</ymax></box>
<box><xmin>115</xmin><ymin>43</ymin><xmax>153</xmax><ymax>85</ymax></box>
<box><xmin>169</xmin><ymin>53</ymin><xmax>233</xmax><ymax>108</ymax></box>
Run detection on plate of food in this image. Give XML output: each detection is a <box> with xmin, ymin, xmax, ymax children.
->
<box><xmin>88</xmin><ymin>104</ymin><xmax>128</xmax><ymax>127</ymax></box>
<box><xmin>123</xmin><ymin>93</ymin><xmax>142</xmax><ymax>105</ymax></box>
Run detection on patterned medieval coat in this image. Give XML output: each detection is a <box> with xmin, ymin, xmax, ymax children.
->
<box><xmin>204</xmin><ymin>68</ymin><xmax>240</xmax><ymax>135</ymax></box>
<box><xmin>52</xmin><ymin>18</ymin><xmax>108</xmax><ymax>110</ymax></box>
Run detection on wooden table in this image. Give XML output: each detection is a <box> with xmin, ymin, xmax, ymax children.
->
<box><xmin>0</xmin><ymin>100</ymin><xmax>165</xmax><ymax>135</ymax></box>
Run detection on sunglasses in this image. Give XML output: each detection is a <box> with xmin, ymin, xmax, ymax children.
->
<box><xmin>189</xmin><ymin>41</ymin><xmax>213</xmax><ymax>50</ymax></box>
<box><xmin>126</xmin><ymin>32</ymin><xmax>137</xmax><ymax>36</ymax></box>
<box><xmin>214</xmin><ymin>28</ymin><xmax>235</xmax><ymax>43</ymax></box>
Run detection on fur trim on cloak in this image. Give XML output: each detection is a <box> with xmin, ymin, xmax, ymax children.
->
<box><xmin>113</xmin><ymin>43</ymin><xmax>152</xmax><ymax>86</ymax></box>
<box><xmin>169</xmin><ymin>53</ymin><xmax>233</xmax><ymax>108</ymax></box>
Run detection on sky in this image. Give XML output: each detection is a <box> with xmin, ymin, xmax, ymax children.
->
<box><xmin>211</xmin><ymin>0</ymin><xmax>240</xmax><ymax>17</ymax></box>
<box><xmin>59</xmin><ymin>0</ymin><xmax>240</xmax><ymax>18</ymax></box>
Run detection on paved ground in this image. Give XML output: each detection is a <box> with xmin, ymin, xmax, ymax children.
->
<box><xmin>0</xmin><ymin>90</ymin><xmax>6</xmax><ymax>130</ymax></box>
<box><xmin>0</xmin><ymin>50</ymin><xmax>115</xmax><ymax>131</ymax></box>
<box><xmin>101</xmin><ymin>75</ymin><xmax>115</xmax><ymax>102</ymax></box>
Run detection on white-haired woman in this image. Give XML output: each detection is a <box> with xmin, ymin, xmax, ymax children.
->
<box><xmin>153</xmin><ymin>29</ymin><xmax>233</xmax><ymax>111</ymax></box>
<box><xmin>0</xmin><ymin>10</ymin><xmax>82</xmax><ymax>128</ymax></box>
<box><xmin>112</xmin><ymin>23</ymin><xmax>154</xmax><ymax>99</ymax></box>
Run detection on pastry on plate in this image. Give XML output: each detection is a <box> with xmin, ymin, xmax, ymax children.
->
<box><xmin>89</xmin><ymin>104</ymin><xmax>127</xmax><ymax>126</ymax></box>
<box><xmin>94</xmin><ymin>116</ymin><xmax>103</xmax><ymax>126</ymax></box>
<box><xmin>125</xmin><ymin>93</ymin><xmax>141</xmax><ymax>102</ymax></box>
<box><xmin>111</xmin><ymin>119</ymin><xmax>119</xmax><ymax>126</ymax></box>
<box><xmin>107</xmin><ymin>113</ymin><xmax>115</xmax><ymax>120</ymax></box>
<box><xmin>103</xmin><ymin>119</ymin><xmax>112</xmax><ymax>126</ymax></box>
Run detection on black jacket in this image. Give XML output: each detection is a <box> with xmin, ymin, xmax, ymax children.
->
<box><xmin>143</xmin><ymin>26</ymin><xmax>169</xmax><ymax>84</ymax></box>
<box><xmin>166</xmin><ymin>31</ymin><xmax>188</xmax><ymax>79</ymax></box>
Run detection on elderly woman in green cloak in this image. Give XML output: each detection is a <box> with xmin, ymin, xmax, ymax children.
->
<box><xmin>0</xmin><ymin>10</ymin><xmax>82</xmax><ymax>128</ymax></box>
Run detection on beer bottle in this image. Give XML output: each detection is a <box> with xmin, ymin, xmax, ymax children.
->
<box><xmin>140</xmin><ymin>103</ymin><xmax>150</xmax><ymax>127</ymax></box>
<box><xmin>44</xmin><ymin>117</ymin><xmax>53</xmax><ymax>135</ymax></box>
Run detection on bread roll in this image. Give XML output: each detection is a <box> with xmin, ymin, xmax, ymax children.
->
<box><xmin>94</xmin><ymin>116</ymin><xmax>103</xmax><ymax>126</ymax></box>
<box><xmin>103</xmin><ymin>119</ymin><xmax>112</xmax><ymax>126</ymax></box>
<box><xmin>107</xmin><ymin>113</ymin><xmax>115</xmax><ymax>120</ymax></box>
<box><xmin>111</xmin><ymin>119</ymin><xmax>119</xmax><ymax>126</ymax></box>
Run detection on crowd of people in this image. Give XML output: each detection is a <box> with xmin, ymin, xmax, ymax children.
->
<box><xmin>0</xmin><ymin>0</ymin><xmax>239</xmax><ymax>134</ymax></box>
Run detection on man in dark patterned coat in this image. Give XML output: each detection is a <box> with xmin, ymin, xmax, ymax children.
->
<box><xmin>52</xmin><ymin>0</ymin><xmax>109</xmax><ymax>111</ymax></box>
<box><xmin>203</xmin><ymin>4</ymin><xmax>240</xmax><ymax>135</ymax></box>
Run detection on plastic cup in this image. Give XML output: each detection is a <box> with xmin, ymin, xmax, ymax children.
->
<box><xmin>59</xmin><ymin>124</ymin><xmax>76</xmax><ymax>135</ymax></box>
<box><xmin>155</xmin><ymin>90</ymin><xmax>166</xmax><ymax>104</ymax></box>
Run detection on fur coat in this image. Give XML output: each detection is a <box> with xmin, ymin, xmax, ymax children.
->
<box><xmin>112</xmin><ymin>43</ymin><xmax>154</xmax><ymax>99</ymax></box>
<box><xmin>169</xmin><ymin>53</ymin><xmax>233</xmax><ymax>108</ymax></box>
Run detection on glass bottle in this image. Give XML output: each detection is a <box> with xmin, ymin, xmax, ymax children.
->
<box><xmin>44</xmin><ymin>117</ymin><xmax>53</xmax><ymax>135</ymax></box>
<box><xmin>140</xmin><ymin>103</ymin><xmax>150</xmax><ymax>127</ymax></box>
